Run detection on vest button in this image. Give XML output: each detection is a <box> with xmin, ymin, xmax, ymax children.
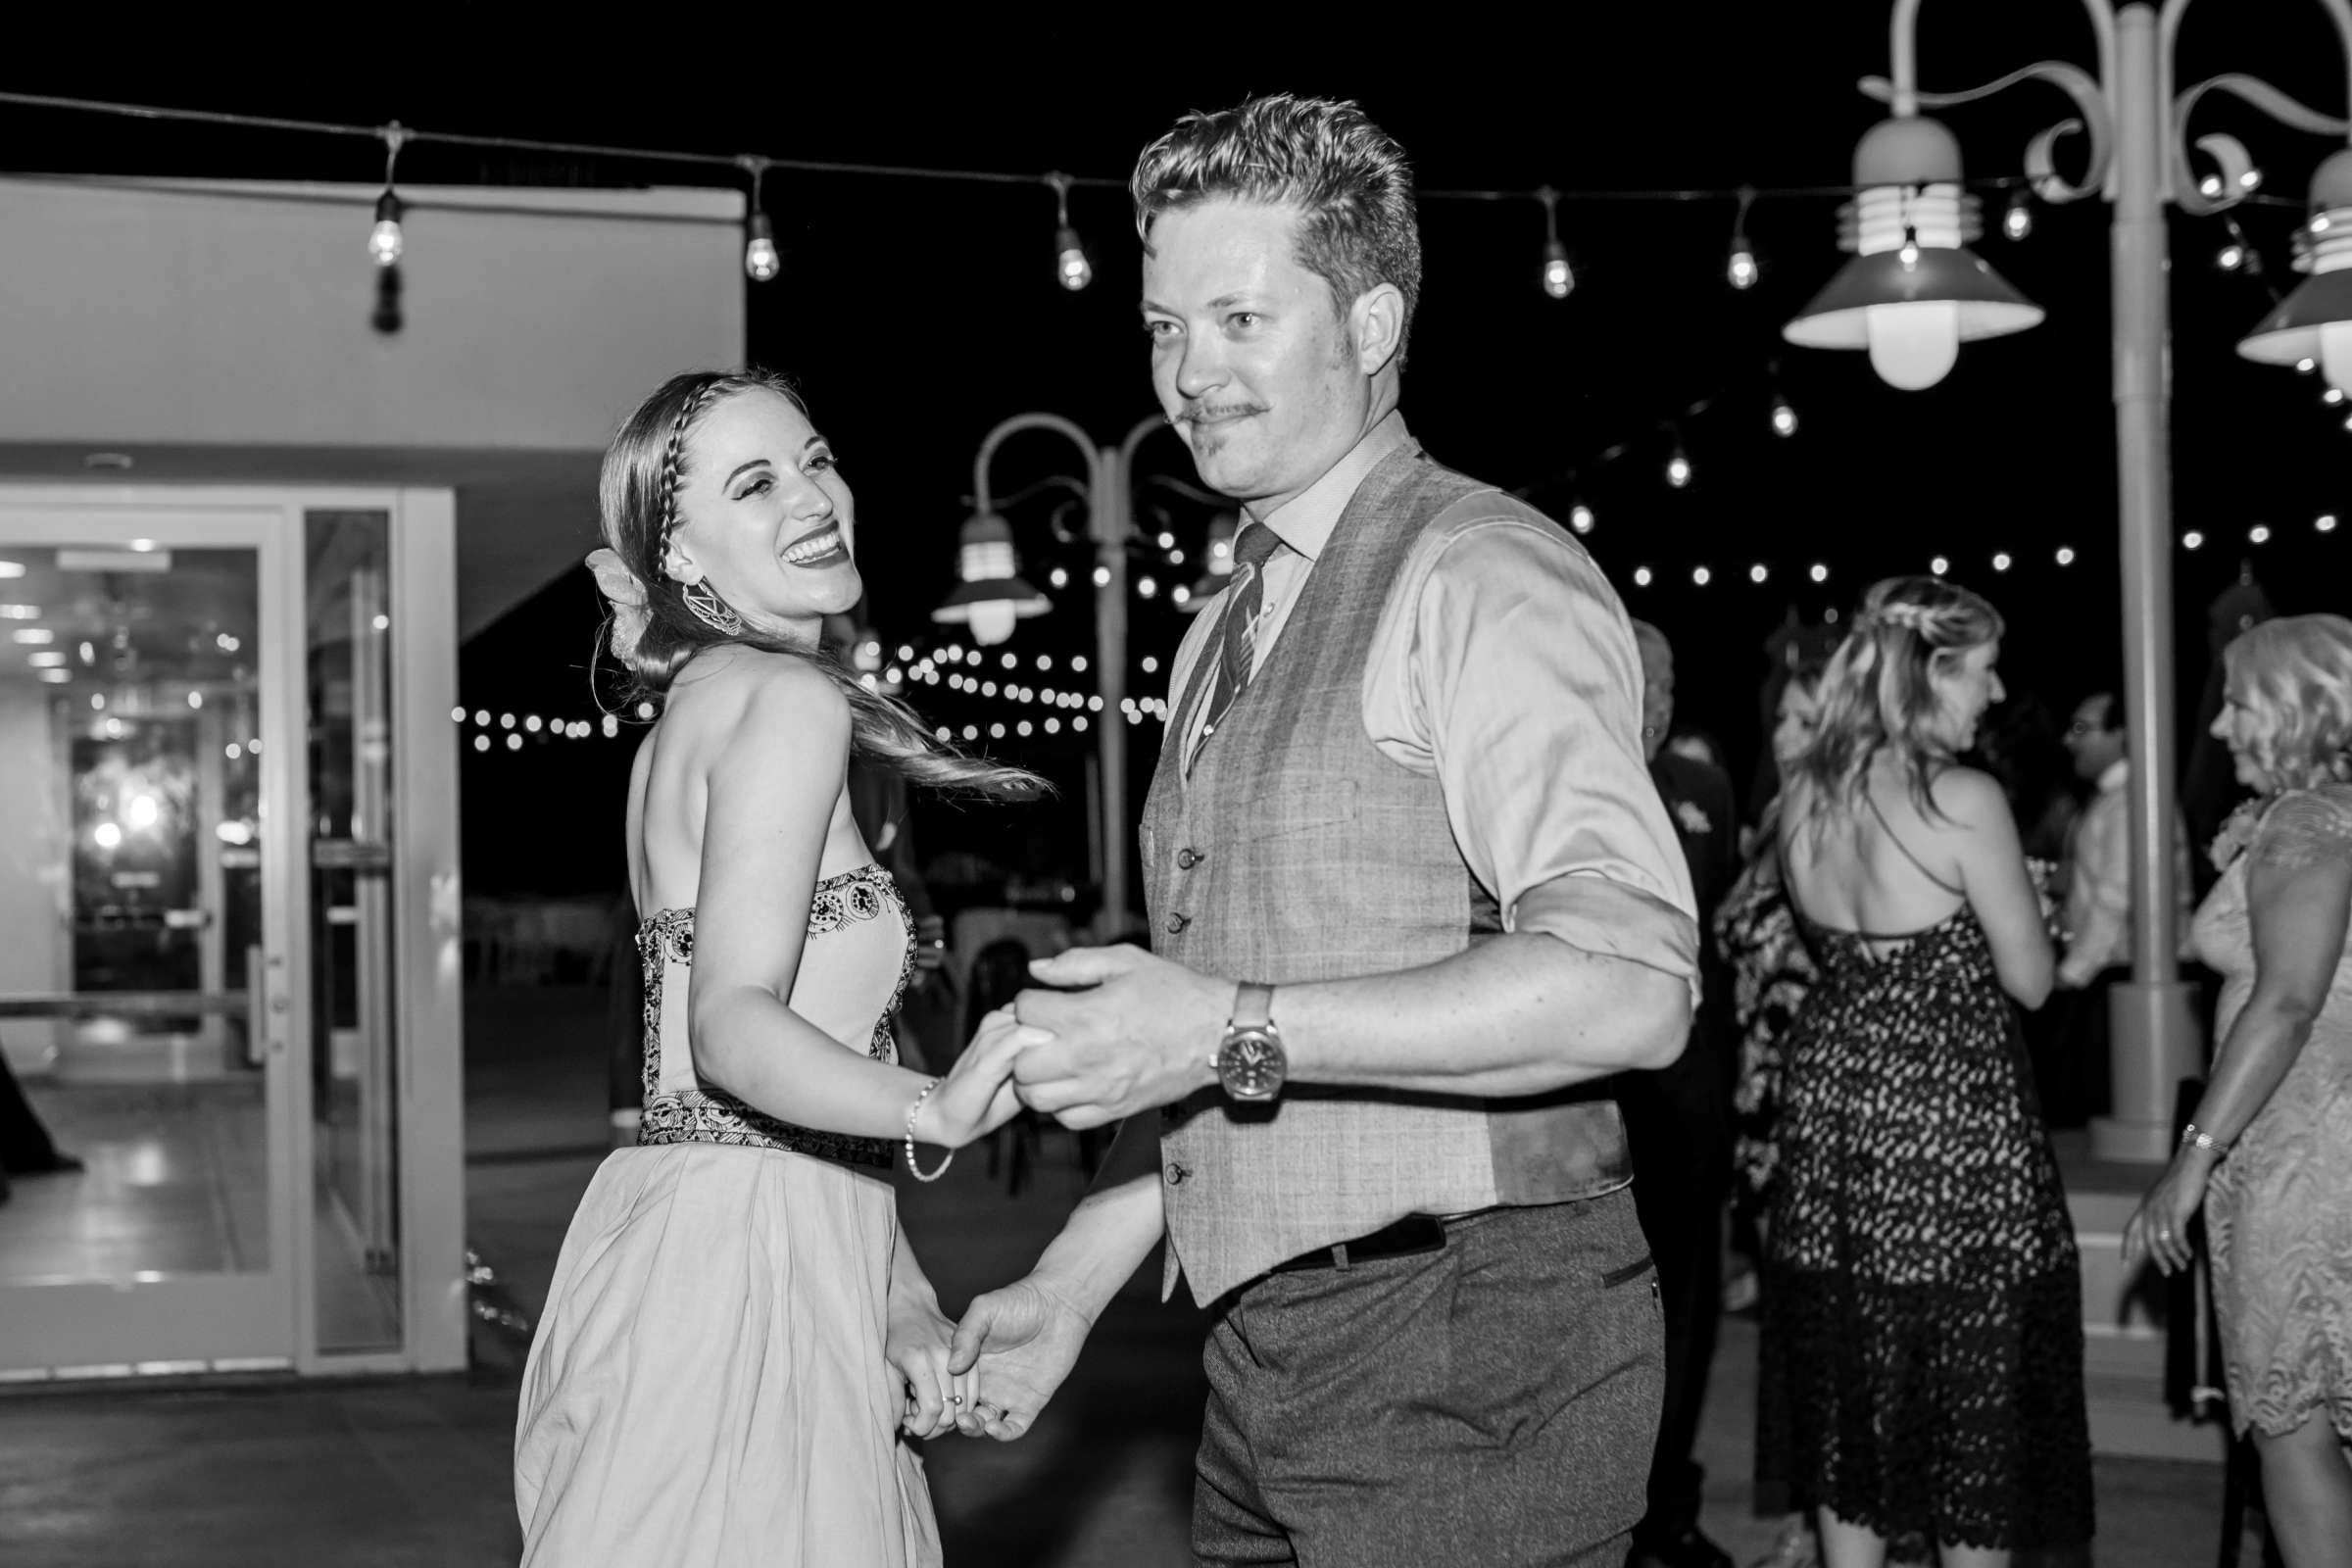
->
<box><xmin>1164</xmin><ymin>1162</ymin><xmax>1190</xmax><ymax>1186</ymax></box>
<box><xmin>1176</xmin><ymin>848</ymin><xmax>1203</xmax><ymax>870</ymax></box>
<box><xmin>1165</xmin><ymin>912</ymin><xmax>1191</xmax><ymax>935</ymax></box>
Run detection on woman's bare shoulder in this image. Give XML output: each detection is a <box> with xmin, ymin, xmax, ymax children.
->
<box><xmin>663</xmin><ymin>648</ymin><xmax>850</xmax><ymax>744</ymax></box>
<box><xmin>1922</xmin><ymin>763</ymin><xmax>2009</xmax><ymax>829</ymax></box>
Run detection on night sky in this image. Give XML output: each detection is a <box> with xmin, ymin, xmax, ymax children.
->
<box><xmin>13</xmin><ymin>7</ymin><xmax>2352</xmax><ymax>901</ymax></box>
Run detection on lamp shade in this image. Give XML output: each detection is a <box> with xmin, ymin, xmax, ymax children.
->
<box><xmin>931</xmin><ymin>513</ymin><xmax>1049</xmax><ymax>646</ymax></box>
<box><xmin>1782</xmin><ymin>116</ymin><xmax>2043</xmax><ymax>390</ymax></box>
<box><xmin>2236</xmin><ymin>150</ymin><xmax>2352</xmax><ymax>393</ymax></box>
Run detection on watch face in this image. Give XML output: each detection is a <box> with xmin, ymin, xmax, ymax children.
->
<box><xmin>1220</xmin><ymin>1029</ymin><xmax>1286</xmax><ymax>1101</ymax></box>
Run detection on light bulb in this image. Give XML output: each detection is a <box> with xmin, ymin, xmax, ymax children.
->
<box><xmin>1897</xmin><ymin>226</ymin><xmax>1921</xmax><ymax>270</ymax></box>
<box><xmin>1632</xmin><ymin>566</ymin><xmax>1652</xmax><ymax>586</ymax></box>
<box><xmin>2240</xmin><ymin>168</ymin><xmax>2264</xmax><ymax>193</ymax></box>
<box><xmin>1137</xmin><ymin>575</ymin><xmax>1158</xmax><ymax>599</ymax></box>
<box><xmin>744</xmin><ymin>215</ymin><xmax>781</xmax><ymax>282</ymax></box>
<box><xmin>1055</xmin><ymin>226</ymin><xmax>1092</xmax><ymax>292</ymax></box>
<box><xmin>2056</xmin><ymin>546</ymin><xmax>2076</xmax><ymax>565</ymax></box>
<box><xmin>2300</xmin><ymin>358</ymin><xmax>2320</xmax><ymax>374</ymax></box>
<box><xmin>2250</xmin><ymin>524</ymin><xmax>2272</xmax><ymax>544</ymax></box>
<box><xmin>2002</xmin><ymin>194</ymin><xmax>2033</xmax><ymax>241</ymax></box>
<box><xmin>2319</xmin><ymin>320</ymin><xmax>2352</xmax><ymax>397</ymax></box>
<box><xmin>1048</xmin><ymin>565</ymin><xmax>1069</xmax><ymax>589</ymax></box>
<box><xmin>2319</xmin><ymin>514</ymin><xmax>2339</xmax><ymax>533</ymax></box>
<box><xmin>1865</xmin><ymin>301</ymin><xmax>1962</xmax><ymax>390</ymax></box>
<box><xmin>1991</xmin><ymin>552</ymin><xmax>2012</xmax><ymax>571</ymax></box>
<box><xmin>1542</xmin><ymin>241</ymin><xmax>1574</xmax><ymax>300</ymax></box>
<box><xmin>1666</xmin><ymin>452</ymin><xmax>1692</xmax><ymax>489</ymax></box>
<box><xmin>1728</xmin><ymin>244</ymin><xmax>1759</xmax><ymax>290</ymax></box>
<box><xmin>1569</xmin><ymin>504</ymin><xmax>1594</xmax><ymax>534</ymax></box>
<box><xmin>2183</xmin><ymin>530</ymin><xmax>2205</xmax><ymax>550</ymax></box>
<box><xmin>967</xmin><ymin>601</ymin><xmax>1018</xmax><ymax>646</ymax></box>
<box><xmin>1770</xmin><ymin>397</ymin><xmax>1798</xmax><ymax>437</ymax></box>
<box><xmin>368</xmin><ymin>192</ymin><xmax>404</xmax><ymax>268</ymax></box>
<box><xmin>1931</xmin><ymin>556</ymin><xmax>1950</xmax><ymax>576</ymax></box>
<box><xmin>1809</xmin><ymin>563</ymin><xmax>1828</xmax><ymax>582</ymax></box>
<box><xmin>1692</xmin><ymin>565</ymin><xmax>1712</xmax><ymax>586</ymax></box>
<box><xmin>2199</xmin><ymin>173</ymin><xmax>2225</xmax><ymax>198</ymax></box>
<box><xmin>2218</xmin><ymin>243</ymin><xmax>2246</xmax><ymax>271</ymax></box>
<box><xmin>1748</xmin><ymin>564</ymin><xmax>1768</xmax><ymax>583</ymax></box>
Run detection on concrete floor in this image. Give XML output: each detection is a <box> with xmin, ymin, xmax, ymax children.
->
<box><xmin>0</xmin><ymin>986</ymin><xmax>2258</xmax><ymax>1566</ymax></box>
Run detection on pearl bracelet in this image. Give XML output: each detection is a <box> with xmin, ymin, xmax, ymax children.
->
<box><xmin>2180</xmin><ymin>1122</ymin><xmax>2228</xmax><ymax>1155</ymax></box>
<box><xmin>904</xmin><ymin>1077</ymin><xmax>952</xmax><ymax>1182</ymax></box>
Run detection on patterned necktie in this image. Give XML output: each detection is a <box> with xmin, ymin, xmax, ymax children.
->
<box><xmin>1190</xmin><ymin>523</ymin><xmax>1286</xmax><ymax>771</ymax></box>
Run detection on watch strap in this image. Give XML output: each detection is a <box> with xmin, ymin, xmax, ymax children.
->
<box><xmin>1231</xmin><ymin>981</ymin><xmax>1276</xmax><ymax>1031</ymax></box>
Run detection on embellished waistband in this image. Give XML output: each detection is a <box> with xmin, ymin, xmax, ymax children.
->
<box><xmin>637</xmin><ymin>1088</ymin><xmax>891</xmax><ymax>1169</ymax></box>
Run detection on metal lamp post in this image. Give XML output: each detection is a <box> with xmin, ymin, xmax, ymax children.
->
<box><xmin>945</xmin><ymin>412</ymin><xmax>1172</xmax><ymax>937</ymax></box>
<box><xmin>1797</xmin><ymin>0</ymin><xmax>2352</xmax><ymax>1161</ymax></box>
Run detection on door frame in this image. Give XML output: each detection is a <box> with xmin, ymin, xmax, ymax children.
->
<box><xmin>0</xmin><ymin>483</ymin><xmax>463</xmax><ymax>1379</ymax></box>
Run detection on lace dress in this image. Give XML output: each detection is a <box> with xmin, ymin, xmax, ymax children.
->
<box><xmin>1763</xmin><ymin>891</ymin><xmax>2092</xmax><ymax>1554</ymax></box>
<box><xmin>2194</xmin><ymin>784</ymin><xmax>2352</xmax><ymax>1442</ymax></box>
<box><xmin>1715</xmin><ymin>845</ymin><xmax>1816</xmax><ymax>1221</ymax></box>
<box><xmin>514</xmin><ymin>864</ymin><xmax>940</xmax><ymax>1568</ymax></box>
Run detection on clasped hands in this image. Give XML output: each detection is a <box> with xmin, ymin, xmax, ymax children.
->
<box><xmin>888</xmin><ymin>943</ymin><xmax>1228</xmax><ymax>1444</ymax></box>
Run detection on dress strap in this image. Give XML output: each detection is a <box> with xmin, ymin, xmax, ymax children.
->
<box><xmin>1864</xmin><ymin>791</ymin><xmax>1965</xmax><ymax>897</ymax></box>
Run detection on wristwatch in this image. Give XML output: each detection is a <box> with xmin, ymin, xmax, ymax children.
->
<box><xmin>1214</xmin><ymin>982</ymin><xmax>1287</xmax><ymax>1102</ymax></box>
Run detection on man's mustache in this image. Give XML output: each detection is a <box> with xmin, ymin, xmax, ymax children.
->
<box><xmin>1175</xmin><ymin>403</ymin><xmax>1268</xmax><ymax>425</ymax></box>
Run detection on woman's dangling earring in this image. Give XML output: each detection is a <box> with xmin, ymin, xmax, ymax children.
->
<box><xmin>681</xmin><ymin>578</ymin><xmax>745</xmax><ymax>636</ymax></box>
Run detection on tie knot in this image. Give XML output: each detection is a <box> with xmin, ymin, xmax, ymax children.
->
<box><xmin>1230</xmin><ymin>524</ymin><xmax>1284</xmax><ymax>574</ymax></box>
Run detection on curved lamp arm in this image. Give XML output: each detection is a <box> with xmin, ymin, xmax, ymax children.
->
<box><xmin>2160</xmin><ymin>0</ymin><xmax>2352</xmax><ymax>206</ymax></box>
<box><xmin>1863</xmin><ymin>58</ymin><xmax>2116</xmax><ymax>202</ymax></box>
<box><xmin>971</xmin><ymin>412</ymin><xmax>1102</xmax><ymax>515</ymax></box>
<box><xmin>2170</xmin><ymin>73</ymin><xmax>2352</xmax><ymax>215</ymax></box>
<box><xmin>1886</xmin><ymin>0</ymin><xmax>2117</xmax><ymax>117</ymax></box>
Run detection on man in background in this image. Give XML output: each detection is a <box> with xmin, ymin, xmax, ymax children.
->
<box><xmin>1625</xmin><ymin>620</ymin><xmax>1739</xmax><ymax>1568</ymax></box>
<box><xmin>2046</xmin><ymin>690</ymin><xmax>2192</xmax><ymax>1126</ymax></box>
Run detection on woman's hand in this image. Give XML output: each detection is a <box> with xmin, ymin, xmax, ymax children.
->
<box><xmin>2121</xmin><ymin>1150</ymin><xmax>2215</xmax><ymax>1276</ymax></box>
<box><xmin>885</xmin><ymin>1267</ymin><xmax>971</xmax><ymax>1440</ymax></box>
<box><xmin>913</xmin><ymin>1007</ymin><xmax>1048</xmax><ymax>1150</ymax></box>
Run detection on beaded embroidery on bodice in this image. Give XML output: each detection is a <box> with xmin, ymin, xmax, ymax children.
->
<box><xmin>634</xmin><ymin>864</ymin><xmax>915</xmax><ymax>1168</ymax></box>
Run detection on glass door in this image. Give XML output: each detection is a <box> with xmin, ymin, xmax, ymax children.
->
<box><xmin>0</xmin><ymin>506</ymin><xmax>299</xmax><ymax>1377</ymax></box>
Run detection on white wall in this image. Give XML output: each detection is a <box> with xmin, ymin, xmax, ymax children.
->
<box><xmin>0</xmin><ymin>176</ymin><xmax>745</xmax><ymax>453</ymax></box>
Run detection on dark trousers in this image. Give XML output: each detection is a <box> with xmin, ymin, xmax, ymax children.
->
<box><xmin>1619</xmin><ymin>1042</ymin><xmax>1733</xmax><ymax>1537</ymax></box>
<box><xmin>2031</xmin><ymin>968</ymin><xmax>2120</xmax><ymax>1128</ymax></box>
<box><xmin>1194</xmin><ymin>1189</ymin><xmax>1663</xmax><ymax>1568</ymax></box>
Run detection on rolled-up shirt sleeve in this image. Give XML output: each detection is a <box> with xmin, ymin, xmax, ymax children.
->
<box><xmin>1361</xmin><ymin>506</ymin><xmax>1700</xmax><ymax>996</ymax></box>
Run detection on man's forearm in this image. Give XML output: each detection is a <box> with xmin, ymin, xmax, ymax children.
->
<box><xmin>1279</xmin><ymin>932</ymin><xmax>1689</xmax><ymax>1097</ymax></box>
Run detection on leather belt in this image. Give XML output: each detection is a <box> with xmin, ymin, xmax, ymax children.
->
<box><xmin>1268</xmin><ymin>1213</ymin><xmax>1447</xmax><ymax>1274</ymax></box>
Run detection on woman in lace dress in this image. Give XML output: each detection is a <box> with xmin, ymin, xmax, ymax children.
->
<box><xmin>514</xmin><ymin>369</ymin><xmax>1046</xmax><ymax>1567</ymax></box>
<box><xmin>2126</xmin><ymin>613</ymin><xmax>2352</xmax><ymax>1566</ymax></box>
<box><xmin>1769</xmin><ymin>576</ymin><xmax>2091</xmax><ymax>1568</ymax></box>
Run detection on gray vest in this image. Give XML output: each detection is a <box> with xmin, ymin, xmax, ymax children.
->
<box><xmin>1141</xmin><ymin>444</ymin><xmax>1632</xmax><ymax>1306</ymax></box>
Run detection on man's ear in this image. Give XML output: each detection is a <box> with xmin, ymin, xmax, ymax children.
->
<box><xmin>1350</xmin><ymin>283</ymin><xmax>1405</xmax><ymax>376</ymax></box>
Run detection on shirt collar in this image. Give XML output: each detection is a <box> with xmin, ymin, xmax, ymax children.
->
<box><xmin>2097</xmin><ymin>757</ymin><xmax>2131</xmax><ymax>794</ymax></box>
<box><xmin>1252</xmin><ymin>411</ymin><xmax>1412</xmax><ymax>564</ymax></box>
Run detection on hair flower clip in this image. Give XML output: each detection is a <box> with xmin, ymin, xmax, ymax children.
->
<box><xmin>587</xmin><ymin>548</ymin><xmax>651</xmax><ymax>662</ymax></box>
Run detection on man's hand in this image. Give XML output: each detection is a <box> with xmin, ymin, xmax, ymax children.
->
<box><xmin>1010</xmin><ymin>946</ymin><xmax>1227</xmax><ymax>1128</ymax></box>
<box><xmin>947</xmin><ymin>1276</ymin><xmax>1095</xmax><ymax>1441</ymax></box>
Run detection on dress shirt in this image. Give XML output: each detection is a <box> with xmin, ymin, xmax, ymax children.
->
<box><xmin>1164</xmin><ymin>412</ymin><xmax>1699</xmax><ymax>993</ymax></box>
<box><xmin>2058</xmin><ymin>758</ymin><xmax>2193</xmax><ymax>989</ymax></box>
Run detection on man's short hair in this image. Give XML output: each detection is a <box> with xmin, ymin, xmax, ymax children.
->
<box><xmin>2082</xmin><ymin>692</ymin><xmax>2123</xmax><ymax>732</ymax></box>
<box><xmin>1630</xmin><ymin>619</ymin><xmax>1674</xmax><ymax>678</ymax></box>
<box><xmin>1130</xmin><ymin>94</ymin><xmax>1422</xmax><ymax>359</ymax></box>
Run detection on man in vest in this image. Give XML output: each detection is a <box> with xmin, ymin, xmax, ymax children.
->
<box><xmin>949</xmin><ymin>93</ymin><xmax>1701</xmax><ymax>1566</ymax></box>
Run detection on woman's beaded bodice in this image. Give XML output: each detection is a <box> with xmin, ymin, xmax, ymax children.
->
<box><xmin>634</xmin><ymin>863</ymin><xmax>915</xmax><ymax>1168</ymax></box>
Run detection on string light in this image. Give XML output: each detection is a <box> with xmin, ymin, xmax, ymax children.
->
<box><xmin>1665</xmin><ymin>441</ymin><xmax>1692</xmax><ymax>489</ymax></box>
<box><xmin>1048</xmin><ymin>172</ymin><xmax>1091</xmax><ymax>292</ymax></box>
<box><xmin>1568</xmin><ymin>503</ymin><xmax>1595</xmax><ymax>534</ymax></box>
<box><xmin>2056</xmin><ymin>546</ymin><xmax>2076</xmax><ymax>564</ymax></box>
<box><xmin>1633</xmin><ymin>566</ymin><xmax>1653</xmax><ymax>586</ymax></box>
<box><xmin>1727</xmin><ymin>188</ymin><xmax>1760</xmax><ymax>289</ymax></box>
<box><xmin>2320</xmin><ymin>514</ymin><xmax>2340</xmax><ymax>532</ymax></box>
<box><xmin>1770</xmin><ymin>395</ymin><xmax>1798</xmax><ymax>438</ymax></box>
<box><xmin>1748</xmin><ymin>564</ymin><xmax>1768</xmax><ymax>583</ymax></box>
<box><xmin>2002</xmin><ymin>189</ymin><xmax>2034</xmax><ymax>241</ymax></box>
<box><xmin>1991</xmin><ymin>552</ymin><xmax>2012</xmax><ymax>571</ymax></box>
<box><xmin>1809</xmin><ymin>563</ymin><xmax>1829</xmax><ymax>582</ymax></box>
<box><xmin>368</xmin><ymin>122</ymin><xmax>406</xmax><ymax>268</ymax></box>
<box><xmin>1930</xmin><ymin>556</ymin><xmax>1949</xmax><ymax>576</ymax></box>
<box><xmin>739</xmin><ymin>156</ymin><xmax>780</xmax><ymax>282</ymax></box>
<box><xmin>2249</xmin><ymin>523</ymin><xmax>2272</xmax><ymax>543</ymax></box>
<box><xmin>2183</xmin><ymin>530</ymin><xmax>2205</xmax><ymax>549</ymax></box>
<box><xmin>1537</xmin><ymin>186</ymin><xmax>1574</xmax><ymax>300</ymax></box>
<box><xmin>1691</xmin><ymin>565</ymin><xmax>1711</xmax><ymax>585</ymax></box>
